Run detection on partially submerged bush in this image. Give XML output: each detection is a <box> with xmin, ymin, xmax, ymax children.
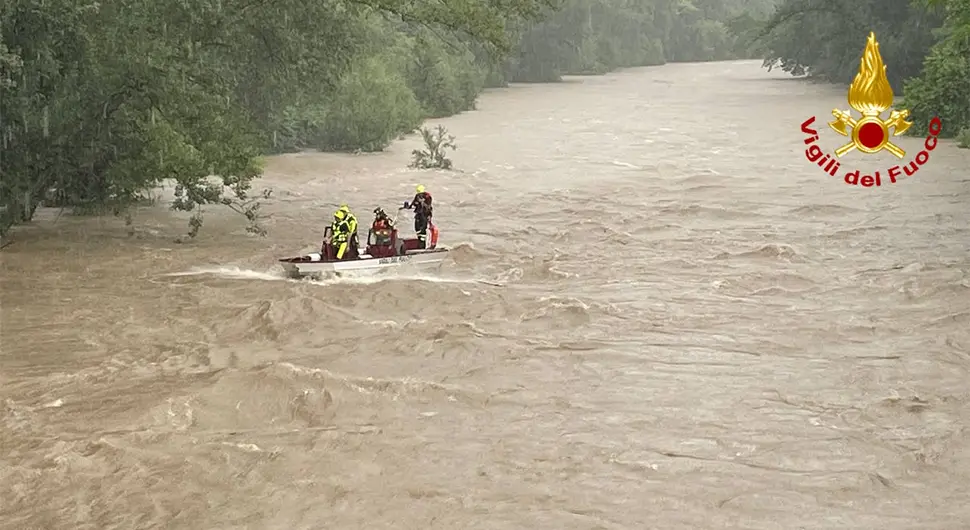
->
<box><xmin>409</xmin><ymin>125</ymin><xmax>457</xmax><ymax>170</ymax></box>
<box><xmin>957</xmin><ymin>127</ymin><xmax>970</xmax><ymax>148</ymax></box>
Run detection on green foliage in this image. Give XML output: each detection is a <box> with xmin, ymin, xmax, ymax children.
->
<box><xmin>0</xmin><ymin>0</ymin><xmax>803</xmax><ymax>242</ymax></box>
<box><xmin>901</xmin><ymin>0</ymin><xmax>970</xmax><ymax>138</ymax></box>
<box><xmin>406</xmin><ymin>35</ymin><xmax>486</xmax><ymax>118</ymax></box>
<box><xmin>753</xmin><ymin>0</ymin><xmax>943</xmax><ymax>89</ymax></box>
<box><xmin>504</xmin><ymin>0</ymin><xmax>669</xmax><ymax>82</ymax></box>
<box><xmin>0</xmin><ymin>0</ymin><xmax>317</xmax><ymax>238</ymax></box>
<box><xmin>901</xmin><ymin>37</ymin><xmax>970</xmax><ymax>139</ymax></box>
<box><xmin>748</xmin><ymin>0</ymin><xmax>970</xmax><ymax>138</ymax></box>
<box><xmin>409</xmin><ymin>126</ymin><xmax>457</xmax><ymax>170</ymax></box>
<box><xmin>312</xmin><ymin>57</ymin><xmax>424</xmax><ymax>153</ymax></box>
<box><xmin>500</xmin><ymin>0</ymin><xmax>783</xmax><ymax>83</ymax></box>
<box><xmin>957</xmin><ymin>128</ymin><xmax>970</xmax><ymax>148</ymax></box>
<box><xmin>0</xmin><ymin>0</ymin><xmax>552</xmax><ymax>239</ymax></box>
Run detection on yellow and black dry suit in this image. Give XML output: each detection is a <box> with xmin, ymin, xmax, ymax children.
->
<box><xmin>330</xmin><ymin>207</ymin><xmax>358</xmax><ymax>259</ymax></box>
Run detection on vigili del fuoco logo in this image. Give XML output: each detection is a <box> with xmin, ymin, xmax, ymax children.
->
<box><xmin>800</xmin><ymin>32</ymin><xmax>942</xmax><ymax>187</ymax></box>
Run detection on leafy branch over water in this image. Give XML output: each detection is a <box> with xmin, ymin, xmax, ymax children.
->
<box><xmin>172</xmin><ymin>184</ymin><xmax>273</xmax><ymax>240</ymax></box>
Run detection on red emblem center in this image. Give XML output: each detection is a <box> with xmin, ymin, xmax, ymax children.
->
<box><xmin>858</xmin><ymin>122</ymin><xmax>885</xmax><ymax>149</ymax></box>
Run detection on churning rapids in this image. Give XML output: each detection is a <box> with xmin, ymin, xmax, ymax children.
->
<box><xmin>2</xmin><ymin>61</ymin><xmax>969</xmax><ymax>529</ymax></box>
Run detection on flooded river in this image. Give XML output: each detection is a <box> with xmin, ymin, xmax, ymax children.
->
<box><xmin>2</xmin><ymin>60</ymin><xmax>969</xmax><ymax>529</ymax></box>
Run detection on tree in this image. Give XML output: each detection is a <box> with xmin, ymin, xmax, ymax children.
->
<box><xmin>744</xmin><ymin>0</ymin><xmax>968</xmax><ymax>139</ymax></box>
<box><xmin>902</xmin><ymin>0</ymin><xmax>970</xmax><ymax>141</ymax></box>
<box><xmin>0</xmin><ymin>0</ymin><xmax>799</xmax><ymax>242</ymax></box>
<box><xmin>0</xmin><ymin>0</ymin><xmax>557</xmax><ymax>240</ymax></box>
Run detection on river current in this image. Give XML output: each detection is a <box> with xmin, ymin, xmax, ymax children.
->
<box><xmin>2</xmin><ymin>60</ymin><xmax>969</xmax><ymax>529</ymax></box>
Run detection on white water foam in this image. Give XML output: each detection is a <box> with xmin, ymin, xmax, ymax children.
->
<box><xmin>160</xmin><ymin>266</ymin><xmax>503</xmax><ymax>287</ymax></box>
<box><xmin>162</xmin><ymin>266</ymin><xmax>284</xmax><ymax>282</ymax></box>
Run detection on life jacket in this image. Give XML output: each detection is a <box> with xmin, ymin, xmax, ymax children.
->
<box><xmin>333</xmin><ymin>214</ymin><xmax>357</xmax><ymax>237</ymax></box>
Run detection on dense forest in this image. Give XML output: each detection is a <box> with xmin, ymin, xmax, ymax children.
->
<box><xmin>0</xmin><ymin>0</ymin><xmax>965</xmax><ymax>238</ymax></box>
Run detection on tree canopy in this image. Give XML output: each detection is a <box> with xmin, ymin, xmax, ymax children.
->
<box><xmin>19</xmin><ymin>0</ymin><xmax>948</xmax><ymax>241</ymax></box>
<box><xmin>0</xmin><ymin>0</ymin><xmax>560</xmax><ymax>237</ymax></box>
<box><xmin>748</xmin><ymin>0</ymin><xmax>970</xmax><ymax>141</ymax></box>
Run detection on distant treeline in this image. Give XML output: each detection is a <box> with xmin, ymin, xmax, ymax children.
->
<box><xmin>740</xmin><ymin>0</ymin><xmax>970</xmax><ymax>143</ymax></box>
<box><xmin>499</xmin><ymin>0</ymin><xmax>779</xmax><ymax>83</ymax></box>
<box><xmin>0</xmin><ymin>0</ymin><xmax>825</xmax><ymax>237</ymax></box>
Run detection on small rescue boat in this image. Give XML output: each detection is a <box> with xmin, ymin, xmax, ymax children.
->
<box><xmin>278</xmin><ymin>213</ymin><xmax>447</xmax><ymax>279</ymax></box>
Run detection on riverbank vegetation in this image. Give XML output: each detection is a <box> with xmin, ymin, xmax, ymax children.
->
<box><xmin>5</xmin><ymin>0</ymin><xmax>965</xmax><ymax>241</ymax></box>
<box><xmin>747</xmin><ymin>0</ymin><xmax>970</xmax><ymax>144</ymax></box>
<box><xmin>0</xmin><ymin>0</ymin><xmax>783</xmax><ymax>239</ymax></box>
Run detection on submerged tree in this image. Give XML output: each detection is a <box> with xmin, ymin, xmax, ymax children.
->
<box><xmin>409</xmin><ymin>126</ymin><xmax>457</xmax><ymax>170</ymax></box>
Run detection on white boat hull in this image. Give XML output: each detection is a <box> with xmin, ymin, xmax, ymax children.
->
<box><xmin>280</xmin><ymin>247</ymin><xmax>450</xmax><ymax>278</ymax></box>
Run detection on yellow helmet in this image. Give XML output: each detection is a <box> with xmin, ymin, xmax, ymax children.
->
<box><xmin>333</xmin><ymin>209</ymin><xmax>345</xmax><ymax>220</ymax></box>
<box><xmin>338</xmin><ymin>204</ymin><xmax>350</xmax><ymax>213</ymax></box>
<box><xmin>415</xmin><ymin>184</ymin><xmax>425</xmax><ymax>193</ymax></box>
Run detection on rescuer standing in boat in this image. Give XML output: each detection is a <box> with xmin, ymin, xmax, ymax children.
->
<box><xmin>330</xmin><ymin>205</ymin><xmax>358</xmax><ymax>259</ymax></box>
<box><xmin>404</xmin><ymin>184</ymin><xmax>433</xmax><ymax>248</ymax></box>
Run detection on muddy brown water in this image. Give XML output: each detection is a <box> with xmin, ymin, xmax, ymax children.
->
<box><xmin>2</xmin><ymin>60</ymin><xmax>969</xmax><ymax>529</ymax></box>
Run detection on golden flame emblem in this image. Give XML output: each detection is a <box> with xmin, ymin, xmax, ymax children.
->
<box><xmin>828</xmin><ymin>32</ymin><xmax>912</xmax><ymax>158</ymax></box>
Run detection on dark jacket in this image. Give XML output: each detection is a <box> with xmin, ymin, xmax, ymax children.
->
<box><xmin>411</xmin><ymin>192</ymin><xmax>433</xmax><ymax>216</ymax></box>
